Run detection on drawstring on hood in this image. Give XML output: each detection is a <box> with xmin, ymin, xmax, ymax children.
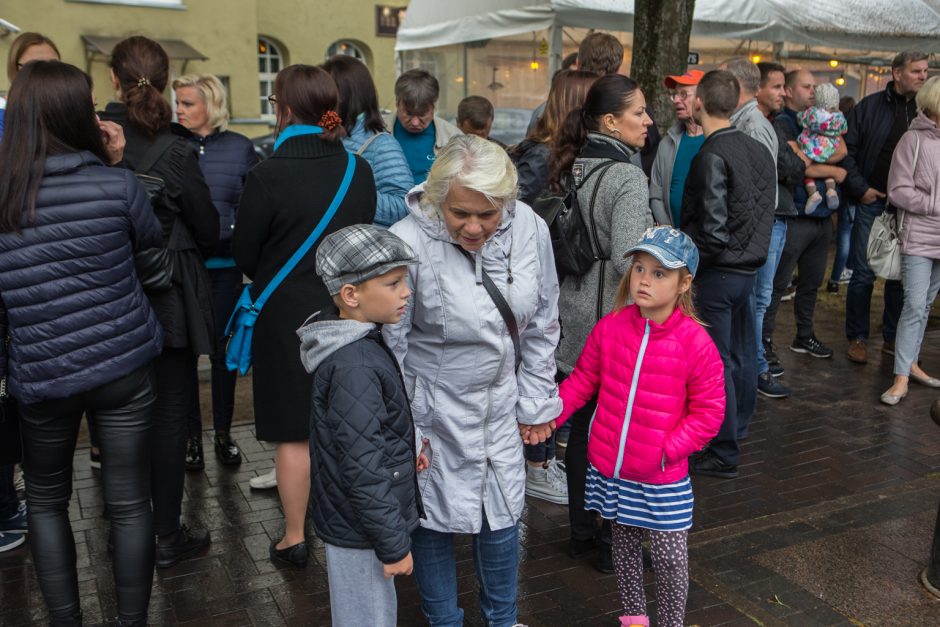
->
<box><xmin>297</xmin><ymin>310</ymin><xmax>376</xmax><ymax>374</ymax></box>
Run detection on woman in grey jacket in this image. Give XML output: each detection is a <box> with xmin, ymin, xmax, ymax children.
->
<box><xmin>384</xmin><ymin>135</ymin><xmax>560</xmax><ymax>627</ymax></box>
<box><xmin>548</xmin><ymin>73</ymin><xmax>654</xmax><ymax>571</ymax></box>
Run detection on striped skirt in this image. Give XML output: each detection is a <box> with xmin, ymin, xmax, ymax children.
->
<box><xmin>584</xmin><ymin>464</ymin><xmax>694</xmax><ymax>531</ymax></box>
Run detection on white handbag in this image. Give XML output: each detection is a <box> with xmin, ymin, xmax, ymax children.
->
<box><xmin>867</xmin><ymin>133</ymin><xmax>920</xmax><ymax>281</ymax></box>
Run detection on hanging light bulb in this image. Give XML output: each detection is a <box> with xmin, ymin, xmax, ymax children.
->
<box><xmin>829</xmin><ymin>59</ymin><xmax>839</xmax><ymax>68</ymax></box>
<box><xmin>835</xmin><ymin>74</ymin><xmax>845</xmax><ymax>86</ymax></box>
<box><xmin>751</xmin><ymin>54</ymin><xmax>762</xmax><ymax>64</ymax></box>
<box><xmin>530</xmin><ymin>60</ymin><xmax>540</xmax><ymax>70</ymax></box>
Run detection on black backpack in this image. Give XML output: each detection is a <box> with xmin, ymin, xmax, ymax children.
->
<box><xmin>530</xmin><ymin>161</ymin><xmax>615</xmax><ymax>279</ymax></box>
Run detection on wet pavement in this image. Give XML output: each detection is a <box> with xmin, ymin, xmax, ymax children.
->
<box><xmin>2</xmin><ymin>284</ymin><xmax>940</xmax><ymax>625</ymax></box>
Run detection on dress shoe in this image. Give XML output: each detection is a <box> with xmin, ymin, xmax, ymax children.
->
<box><xmin>595</xmin><ymin>544</ymin><xmax>614</xmax><ymax>574</ymax></box>
<box><xmin>184</xmin><ymin>437</ymin><xmax>204</xmax><ymax>471</ymax></box>
<box><xmin>880</xmin><ymin>390</ymin><xmax>907</xmax><ymax>406</ymax></box>
<box><xmin>270</xmin><ymin>538</ymin><xmax>307</xmax><ymax>569</ymax></box>
<box><xmin>568</xmin><ymin>536</ymin><xmax>596</xmax><ymax>558</ymax></box>
<box><xmin>155</xmin><ymin>525</ymin><xmax>210</xmax><ymax>568</ymax></box>
<box><xmin>847</xmin><ymin>339</ymin><xmax>868</xmax><ymax>364</ymax></box>
<box><xmin>911</xmin><ymin>373</ymin><xmax>940</xmax><ymax>388</ymax></box>
<box><xmin>690</xmin><ymin>450</ymin><xmax>738</xmax><ymax>478</ymax></box>
<box><xmin>249</xmin><ymin>468</ymin><xmax>277</xmax><ymax>490</ymax></box>
<box><xmin>214</xmin><ymin>433</ymin><xmax>242</xmax><ymax>465</ymax></box>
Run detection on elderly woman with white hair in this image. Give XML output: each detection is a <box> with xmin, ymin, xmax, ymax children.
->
<box><xmin>384</xmin><ymin>134</ymin><xmax>560</xmax><ymax>626</ymax></box>
<box><xmin>172</xmin><ymin>73</ymin><xmax>259</xmax><ymax>469</ymax></box>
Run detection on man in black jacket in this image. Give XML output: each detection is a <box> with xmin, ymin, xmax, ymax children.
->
<box><xmin>681</xmin><ymin>70</ymin><xmax>776</xmax><ymax>478</ymax></box>
<box><xmin>842</xmin><ymin>51</ymin><xmax>929</xmax><ymax>364</ymax></box>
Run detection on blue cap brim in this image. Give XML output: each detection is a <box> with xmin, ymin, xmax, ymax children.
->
<box><xmin>624</xmin><ymin>244</ymin><xmax>689</xmax><ymax>272</ymax></box>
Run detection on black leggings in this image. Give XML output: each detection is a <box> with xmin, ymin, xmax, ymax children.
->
<box><xmin>563</xmin><ymin>392</ymin><xmax>611</xmax><ymax>547</ymax></box>
<box><xmin>19</xmin><ymin>366</ymin><xmax>155</xmax><ymax>625</ymax></box>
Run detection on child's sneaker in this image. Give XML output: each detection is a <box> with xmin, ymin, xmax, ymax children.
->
<box><xmin>0</xmin><ymin>531</ymin><xmax>25</xmax><ymax>553</ymax></box>
<box><xmin>804</xmin><ymin>191</ymin><xmax>823</xmax><ymax>215</ymax></box>
<box><xmin>0</xmin><ymin>501</ymin><xmax>27</xmax><ymax>534</ymax></box>
<box><xmin>525</xmin><ymin>459</ymin><xmax>568</xmax><ymax>505</ymax></box>
<box><xmin>825</xmin><ymin>189</ymin><xmax>840</xmax><ymax>210</ymax></box>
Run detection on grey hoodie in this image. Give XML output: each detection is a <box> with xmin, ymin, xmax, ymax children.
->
<box><xmin>297</xmin><ymin>312</ymin><xmax>376</xmax><ymax>375</ymax></box>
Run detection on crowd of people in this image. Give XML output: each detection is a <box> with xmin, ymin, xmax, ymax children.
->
<box><xmin>0</xmin><ymin>26</ymin><xmax>936</xmax><ymax>627</ymax></box>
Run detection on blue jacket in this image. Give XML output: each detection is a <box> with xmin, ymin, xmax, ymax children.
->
<box><xmin>0</xmin><ymin>152</ymin><xmax>164</xmax><ymax>404</ymax></box>
<box><xmin>188</xmin><ymin>130</ymin><xmax>259</xmax><ymax>258</ymax></box>
<box><xmin>342</xmin><ymin>118</ymin><xmax>412</xmax><ymax>227</ymax></box>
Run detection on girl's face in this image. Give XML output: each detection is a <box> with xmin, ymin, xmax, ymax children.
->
<box><xmin>629</xmin><ymin>252</ymin><xmax>691</xmax><ymax>324</ymax></box>
<box><xmin>603</xmin><ymin>90</ymin><xmax>653</xmax><ymax>149</ymax></box>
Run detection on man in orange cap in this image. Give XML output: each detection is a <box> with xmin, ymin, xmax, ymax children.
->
<box><xmin>649</xmin><ymin>69</ymin><xmax>705</xmax><ymax>226</ymax></box>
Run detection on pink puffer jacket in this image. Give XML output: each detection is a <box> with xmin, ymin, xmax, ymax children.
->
<box><xmin>557</xmin><ymin>304</ymin><xmax>725</xmax><ymax>484</ymax></box>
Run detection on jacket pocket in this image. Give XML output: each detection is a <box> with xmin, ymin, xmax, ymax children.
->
<box><xmin>387</xmin><ymin>459</ymin><xmax>415</xmax><ymax>485</ymax></box>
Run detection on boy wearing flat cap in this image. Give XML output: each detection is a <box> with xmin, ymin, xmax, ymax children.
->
<box><xmin>298</xmin><ymin>224</ymin><xmax>426</xmax><ymax>627</ymax></box>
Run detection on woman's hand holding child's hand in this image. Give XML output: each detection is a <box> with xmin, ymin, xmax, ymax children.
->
<box><xmin>383</xmin><ymin>552</ymin><xmax>414</xmax><ymax>578</ymax></box>
<box><xmin>519</xmin><ymin>420</ymin><xmax>556</xmax><ymax>445</ymax></box>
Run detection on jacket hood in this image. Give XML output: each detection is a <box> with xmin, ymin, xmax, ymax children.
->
<box><xmin>297</xmin><ymin>310</ymin><xmax>376</xmax><ymax>374</ymax></box>
<box><xmin>910</xmin><ymin>111</ymin><xmax>940</xmax><ymax>136</ymax></box>
<box><xmin>43</xmin><ymin>151</ymin><xmax>105</xmax><ymax>176</ymax></box>
<box><xmin>403</xmin><ymin>185</ymin><xmax>517</xmax><ymax>250</ymax></box>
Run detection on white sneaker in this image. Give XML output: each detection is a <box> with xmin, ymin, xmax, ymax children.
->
<box><xmin>839</xmin><ymin>268</ymin><xmax>853</xmax><ymax>284</ymax></box>
<box><xmin>12</xmin><ymin>465</ymin><xmax>24</xmax><ymax>492</ymax></box>
<box><xmin>248</xmin><ymin>468</ymin><xmax>277</xmax><ymax>490</ymax></box>
<box><xmin>525</xmin><ymin>459</ymin><xmax>568</xmax><ymax>505</ymax></box>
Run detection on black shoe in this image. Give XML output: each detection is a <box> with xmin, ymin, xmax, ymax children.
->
<box><xmin>595</xmin><ymin>544</ymin><xmax>614</xmax><ymax>574</ymax></box>
<box><xmin>270</xmin><ymin>538</ymin><xmax>307</xmax><ymax>569</ymax></box>
<box><xmin>790</xmin><ymin>335</ymin><xmax>833</xmax><ymax>358</ymax></box>
<box><xmin>758</xmin><ymin>372</ymin><xmax>792</xmax><ymax>398</ymax></box>
<box><xmin>762</xmin><ymin>337</ymin><xmax>780</xmax><ymax>365</ymax></box>
<box><xmin>689</xmin><ymin>450</ymin><xmax>738</xmax><ymax>478</ymax></box>
<box><xmin>567</xmin><ymin>536</ymin><xmax>596</xmax><ymax>558</ymax></box>
<box><xmin>185</xmin><ymin>437</ymin><xmax>204</xmax><ymax>471</ymax></box>
<box><xmin>155</xmin><ymin>525</ymin><xmax>210</xmax><ymax>568</ymax></box>
<box><xmin>768</xmin><ymin>362</ymin><xmax>784</xmax><ymax>377</ymax></box>
<box><xmin>826</xmin><ymin>280</ymin><xmax>839</xmax><ymax>293</ymax></box>
<box><xmin>214</xmin><ymin>433</ymin><xmax>242</xmax><ymax>465</ymax></box>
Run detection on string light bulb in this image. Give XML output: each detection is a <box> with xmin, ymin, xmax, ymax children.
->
<box><xmin>829</xmin><ymin>59</ymin><xmax>839</xmax><ymax>68</ymax></box>
<box><xmin>530</xmin><ymin>60</ymin><xmax>540</xmax><ymax>70</ymax></box>
<box><xmin>835</xmin><ymin>74</ymin><xmax>845</xmax><ymax>86</ymax></box>
<box><xmin>751</xmin><ymin>54</ymin><xmax>762</xmax><ymax>64</ymax></box>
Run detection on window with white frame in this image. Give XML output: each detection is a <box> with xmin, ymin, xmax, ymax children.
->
<box><xmin>326</xmin><ymin>40</ymin><xmax>365</xmax><ymax>62</ymax></box>
<box><xmin>258</xmin><ymin>37</ymin><xmax>283</xmax><ymax>118</ymax></box>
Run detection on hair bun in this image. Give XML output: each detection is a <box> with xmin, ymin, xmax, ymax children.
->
<box><xmin>318</xmin><ymin>110</ymin><xmax>342</xmax><ymax>131</ymax></box>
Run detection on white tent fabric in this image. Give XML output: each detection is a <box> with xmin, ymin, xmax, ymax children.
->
<box><xmin>396</xmin><ymin>0</ymin><xmax>940</xmax><ymax>53</ymax></box>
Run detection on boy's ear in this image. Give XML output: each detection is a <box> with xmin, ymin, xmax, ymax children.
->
<box><xmin>338</xmin><ymin>283</ymin><xmax>359</xmax><ymax>309</ymax></box>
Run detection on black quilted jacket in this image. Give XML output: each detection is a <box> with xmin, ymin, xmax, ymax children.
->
<box><xmin>680</xmin><ymin>126</ymin><xmax>776</xmax><ymax>274</ymax></box>
<box><xmin>301</xmin><ymin>313</ymin><xmax>423</xmax><ymax>563</ymax></box>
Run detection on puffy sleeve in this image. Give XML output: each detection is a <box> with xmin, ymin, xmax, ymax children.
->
<box><xmin>515</xmin><ymin>209</ymin><xmax>562</xmax><ymax>426</ymax></box>
<box><xmin>368</xmin><ymin>133</ymin><xmax>413</xmax><ymax>227</ymax></box>
<box><xmin>555</xmin><ymin>316</ymin><xmax>605</xmax><ymax>427</ymax></box>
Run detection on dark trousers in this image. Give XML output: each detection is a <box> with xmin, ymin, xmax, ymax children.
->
<box><xmin>152</xmin><ymin>347</ymin><xmax>197</xmax><ymax>536</ymax></box>
<box><xmin>0</xmin><ymin>463</ymin><xmax>18</xmax><ymax>519</ymax></box>
<box><xmin>564</xmin><ymin>393</ymin><xmax>611</xmax><ymax>546</ymax></box>
<box><xmin>764</xmin><ymin>217</ymin><xmax>831</xmax><ymax>340</ymax></box>
<box><xmin>187</xmin><ymin>267</ymin><xmax>243</xmax><ymax>437</ymax></box>
<box><xmin>694</xmin><ymin>270</ymin><xmax>756</xmax><ymax>467</ymax></box>
<box><xmin>19</xmin><ymin>366</ymin><xmax>155</xmax><ymax>624</ymax></box>
<box><xmin>845</xmin><ymin>200</ymin><xmax>904</xmax><ymax>341</ymax></box>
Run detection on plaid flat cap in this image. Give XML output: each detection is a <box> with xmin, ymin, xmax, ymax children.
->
<box><xmin>316</xmin><ymin>224</ymin><xmax>418</xmax><ymax>295</ymax></box>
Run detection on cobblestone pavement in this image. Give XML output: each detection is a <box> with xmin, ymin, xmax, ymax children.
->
<box><xmin>2</xmin><ymin>287</ymin><xmax>939</xmax><ymax>625</ymax></box>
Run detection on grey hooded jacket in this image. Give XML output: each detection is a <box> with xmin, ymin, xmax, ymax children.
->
<box><xmin>383</xmin><ymin>188</ymin><xmax>561</xmax><ymax>533</ymax></box>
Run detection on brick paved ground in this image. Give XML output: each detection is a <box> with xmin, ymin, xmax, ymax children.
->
<box><xmin>2</xmin><ymin>283</ymin><xmax>940</xmax><ymax>625</ymax></box>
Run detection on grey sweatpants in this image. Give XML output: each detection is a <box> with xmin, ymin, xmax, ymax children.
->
<box><xmin>324</xmin><ymin>543</ymin><xmax>397</xmax><ymax>627</ymax></box>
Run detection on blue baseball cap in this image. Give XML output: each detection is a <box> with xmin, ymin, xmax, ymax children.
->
<box><xmin>625</xmin><ymin>226</ymin><xmax>700</xmax><ymax>277</ymax></box>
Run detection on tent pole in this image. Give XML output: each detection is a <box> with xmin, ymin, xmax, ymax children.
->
<box><xmin>549</xmin><ymin>21</ymin><xmax>562</xmax><ymax>89</ymax></box>
<box><xmin>463</xmin><ymin>44</ymin><xmax>469</xmax><ymax>100</ymax></box>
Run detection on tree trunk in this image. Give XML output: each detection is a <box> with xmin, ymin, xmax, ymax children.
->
<box><xmin>630</xmin><ymin>0</ymin><xmax>696</xmax><ymax>129</ymax></box>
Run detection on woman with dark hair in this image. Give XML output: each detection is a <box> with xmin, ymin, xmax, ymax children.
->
<box><xmin>233</xmin><ymin>64</ymin><xmax>376</xmax><ymax>568</ymax></box>
<box><xmin>99</xmin><ymin>36</ymin><xmax>219</xmax><ymax>569</ymax></box>
<box><xmin>549</xmin><ymin>73</ymin><xmax>654</xmax><ymax>573</ymax></box>
<box><xmin>322</xmin><ymin>55</ymin><xmax>412</xmax><ymax>227</ymax></box>
<box><xmin>0</xmin><ymin>32</ymin><xmax>61</xmax><ymax>136</ymax></box>
<box><xmin>0</xmin><ymin>60</ymin><xmax>162</xmax><ymax>626</ymax></box>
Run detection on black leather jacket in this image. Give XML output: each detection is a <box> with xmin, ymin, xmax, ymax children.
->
<box><xmin>680</xmin><ymin>127</ymin><xmax>776</xmax><ymax>274</ymax></box>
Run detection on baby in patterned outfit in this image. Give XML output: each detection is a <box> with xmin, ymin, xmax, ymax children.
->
<box><xmin>798</xmin><ymin>82</ymin><xmax>848</xmax><ymax>214</ymax></box>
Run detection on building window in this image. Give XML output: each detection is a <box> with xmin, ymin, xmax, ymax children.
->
<box><xmin>258</xmin><ymin>37</ymin><xmax>283</xmax><ymax>118</ymax></box>
<box><xmin>326</xmin><ymin>40</ymin><xmax>365</xmax><ymax>62</ymax></box>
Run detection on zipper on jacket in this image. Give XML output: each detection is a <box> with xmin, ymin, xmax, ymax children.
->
<box><xmin>612</xmin><ymin>320</ymin><xmax>650</xmax><ymax>478</ymax></box>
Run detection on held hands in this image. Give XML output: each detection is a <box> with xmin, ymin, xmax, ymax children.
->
<box><xmin>383</xmin><ymin>552</ymin><xmax>413</xmax><ymax>578</ymax></box>
<box><xmin>518</xmin><ymin>420</ymin><xmax>556</xmax><ymax>445</ymax></box>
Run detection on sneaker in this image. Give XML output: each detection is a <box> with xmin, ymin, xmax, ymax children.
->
<box><xmin>0</xmin><ymin>501</ymin><xmax>27</xmax><ymax>534</ymax></box>
<box><xmin>0</xmin><ymin>531</ymin><xmax>25</xmax><ymax>553</ymax></box>
<box><xmin>555</xmin><ymin>429</ymin><xmax>570</xmax><ymax>448</ymax></box>
<box><xmin>213</xmin><ymin>433</ymin><xmax>242</xmax><ymax>466</ymax></box>
<box><xmin>838</xmin><ymin>269</ymin><xmax>853</xmax><ymax>284</ymax></box>
<box><xmin>847</xmin><ymin>339</ymin><xmax>868</xmax><ymax>364</ymax></box>
<box><xmin>249</xmin><ymin>468</ymin><xmax>277</xmax><ymax>490</ymax></box>
<box><xmin>13</xmin><ymin>466</ymin><xmax>24</xmax><ymax>492</ymax></box>
<box><xmin>790</xmin><ymin>335</ymin><xmax>833</xmax><ymax>358</ymax></box>
<box><xmin>757</xmin><ymin>372</ymin><xmax>792</xmax><ymax>398</ymax></box>
<box><xmin>185</xmin><ymin>437</ymin><xmax>204</xmax><ymax>471</ymax></box>
<box><xmin>155</xmin><ymin>524</ymin><xmax>210</xmax><ymax>569</ymax></box>
<box><xmin>780</xmin><ymin>285</ymin><xmax>796</xmax><ymax>302</ymax></box>
<box><xmin>768</xmin><ymin>363</ymin><xmax>785</xmax><ymax>377</ymax></box>
<box><xmin>89</xmin><ymin>449</ymin><xmax>101</xmax><ymax>470</ymax></box>
<box><xmin>596</xmin><ymin>544</ymin><xmax>614</xmax><ymax>574</ymax></box>
<box><xmin>762</xmin><ymin>337</ymin><xmax>780</xmax><ymax>365</ymax></box>
<box><xmin>689</xmin><ymin>450</ymin><xmax>738</xmax><ymax>478</ymax></box>
<box><xmin>525</xmin><ymin>459</ymin><xmax>568</xmax><ymax>505</ymax></box>
<box><xmin>826</xmin><ymin>280</ymin><xmax>839</xmax><ymax>293</ymax></box>
<box><xmin>881</xmin><ymin>339</ymin><xmax>896</xmax><ymax>356</ymax></box>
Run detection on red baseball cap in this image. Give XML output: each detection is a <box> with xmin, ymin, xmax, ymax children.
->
<box><xmin>664</xmin><ymin>69</ymin><xmax>705</xmax><ymax>89</ymax></box>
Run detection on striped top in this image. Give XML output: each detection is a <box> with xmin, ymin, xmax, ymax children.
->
<box><xmin>584</xmin><ymin>464</ymin><xmax>693</xmax><ymax>531</ymax></box>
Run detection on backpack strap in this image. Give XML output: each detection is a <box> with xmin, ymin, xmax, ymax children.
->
<box><xmin>355</xmin><ymin>132</ymin><xmax>385</xmax><ymax>156</ymax></box>
<box><xmin>252</xmin><ymin>152</ymin><xmax>356</xmax><ymax>311</ymax></box>
<box><xmin>580</xmin><ymin>161</ymin><xmax>617</xmax><ymax>257</ymax></box>
<box><xmin>135</xmin><ymin>133</ymin><xmax>178</xmax><ymax>175</ymax></box>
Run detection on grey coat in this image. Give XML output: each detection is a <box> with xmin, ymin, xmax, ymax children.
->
<box><xmin>649</xmin><ymin>122</ymin><xmax>686</xmax><ymax>226</ymax></box>
<box><xmin>555</xmin><ymin>132</ymin><xmax>654</xmax><ymax>374</ymax></box>
<box><xmin>384</xmin><ymin>189</ymin><xmax>561</xmax><ymax>533</ymax></box>
<box><xmin>731</xmin><ymin>99</ymin><xmax>779</xmax><ymax>208</ymax></box>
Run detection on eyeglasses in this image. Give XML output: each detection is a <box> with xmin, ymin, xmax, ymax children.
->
<box><xmin>267</xmin><ymin>94</ymin><xmax>277</xmax><ymax>104</ymax></box>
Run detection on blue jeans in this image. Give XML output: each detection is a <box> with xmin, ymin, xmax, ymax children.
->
<box><xmin>523</xmin><ymin>436</ymin><xmax>556</xmax><ymax>463</ymax></box>
<box><xmin>829</xmin><ymin>204</ymin><xmax>855</xmax><ymax>283</ymax></box>
<box><xmin>411</xmin><ymin>513</ymin><xmax>520</xmax><ymax>627</ymax></box>
<box><xmin>845</xmin><ymin>200</ymin><xmax>903</xmax><ymax>341</ymax></box>
<box><xmin>755</xmin><ymin>218</ymin><xmax>788</xmax><ymax>374</ymax></box>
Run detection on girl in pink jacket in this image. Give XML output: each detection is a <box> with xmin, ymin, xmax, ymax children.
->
<box><xmin>537</xmin><ymin>227</ymin><xmax>725</xmax><ymax>627</ymax></box>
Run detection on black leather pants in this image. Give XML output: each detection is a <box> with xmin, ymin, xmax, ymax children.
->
<box><xmin>19</xmin><ymin>365</ymin><xmax>156</xmax><ymax>625</ymax></box>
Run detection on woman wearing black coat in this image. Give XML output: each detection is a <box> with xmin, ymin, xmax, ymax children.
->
<box><xmin>233</xmin><ymin>64</ymin><xmax>376</xmax><ymax>568</ymax></box>
<box><xmin>99</xmin><ymin>36</ymin><xmax>219</xmax><ymax>570</ymax></box>
<box><xmin>0</xmin><ymin>61</ymin><xmax>162</xmax><ymax>626</ymax></box>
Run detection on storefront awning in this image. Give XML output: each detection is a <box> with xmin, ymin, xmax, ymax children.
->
<box><xmin>82</xmin><ymin>34</ymin><xmax>207</xmax><ymax>60</ymax></box>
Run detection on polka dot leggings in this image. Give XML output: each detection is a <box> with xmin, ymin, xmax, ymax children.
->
<box><xmin>612</xmin><ymin>523</ymin><xmax>689</xmax><ymax>627</ymax></box>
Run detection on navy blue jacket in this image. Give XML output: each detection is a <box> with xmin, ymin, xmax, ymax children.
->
<box><xmin>0</xmin><ymin>152</ymin><xmax>164</xmax><ymax>404</ymax></box>
<box><xmin>188</xmin><ymin>130</ymin><xmax>259</xmax><ymax>257</ymax></box>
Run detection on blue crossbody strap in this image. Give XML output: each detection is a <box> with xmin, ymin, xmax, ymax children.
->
<box><xmin>252</xmin><ymin>152</ymin><xmax>355</xmax><ymax>310</ymax></box>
